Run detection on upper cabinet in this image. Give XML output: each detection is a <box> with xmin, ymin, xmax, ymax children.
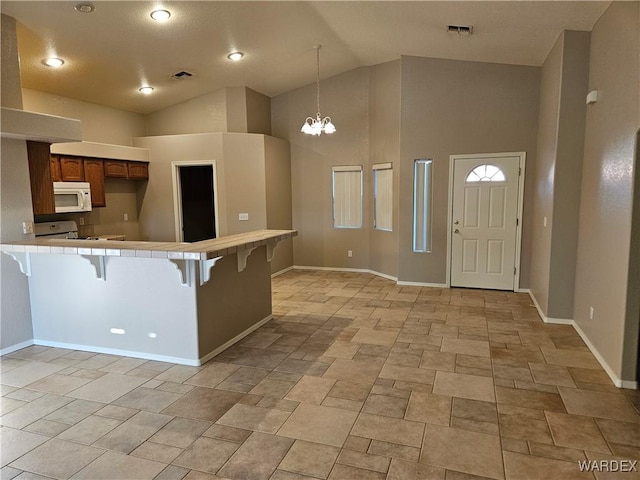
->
<box><xmin>59</xmin><ymin>156</ymin><xmax>85</xmax><ymax>181</ymax></box>
<box><xmin>83</xmin><ymin>159</ymin><xmax>106</xmax><ymax>207</ymax></box>
<box><xmin>128</xmin><ymin>161</ymin><xmax>149</xmax><ymax>179</ymax></box>
<box><xmin>27</xmin><ymin>141</ymin><xmax>56</xmax><ymax>215</ymax></box>
<box><xmin>104</xmin><ymin>160</ymin><xmax>129</xmax><ymax>178</ymax></box>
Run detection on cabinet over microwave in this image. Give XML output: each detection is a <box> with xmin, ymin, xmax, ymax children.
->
<box><xmin>53</xmin><ymin>182</ymin><xmax>92</xmax><ymax>213</ymax></box>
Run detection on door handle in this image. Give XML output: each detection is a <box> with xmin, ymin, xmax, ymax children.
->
<box><xmin>454</xmin><ymin>229</ymin><xmax>460</xmax><ymax>234</ymax></box>
<box><xmin>454</xmin><ymin>220</ymin><xmax>459</xmax><ymax>225</ymax></box>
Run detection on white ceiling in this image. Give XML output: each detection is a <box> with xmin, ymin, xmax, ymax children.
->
<box><xmin>2</xmin><ymin>1</ymin><xmax>610</xmax><ymax>115</ymax></box>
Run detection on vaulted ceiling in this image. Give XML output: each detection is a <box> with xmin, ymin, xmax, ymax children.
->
<box><xmin>2</xmin><ymin>1</ymin><xmax>610</xmax><ymax>114</ymax></box>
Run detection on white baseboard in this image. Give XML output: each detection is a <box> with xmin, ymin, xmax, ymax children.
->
<box><xmin>271</xmin><ymin>266</ymin><xmax>294</xmax><ymax>278</ymax></box>
<box><xmin>517</xmin><ymin>288</ymin><xmax>531</xmax><ymax>294</ymax></box>
<box><xmin>198</xmin><ymin>314</ymin><xmax>273</xmax><ymax>365</ymax></box>
<box><xmin>0</xmin><ymin>339</ymin><xmax>34</xmax><ymax>356</ymax></box>
<box><xmin>527</xmin><ymin>291</ymin><xmax>636</xmax><ymax>389</ymax></box>
<box><xmin>33</xmin><ymin>339</ymin><xmax>203</xmax><ymax>366</ymax></box>
<box><xmin>397</xmin><ymin>280</ymin><xmax>448</xmax><ymax>288</ymax></box>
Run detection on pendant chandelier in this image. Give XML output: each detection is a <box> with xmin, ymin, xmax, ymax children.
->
<box><xmin>301</xmin><ymin>45</ymin><xmax>336</xmax><ymax>136</ymax></box>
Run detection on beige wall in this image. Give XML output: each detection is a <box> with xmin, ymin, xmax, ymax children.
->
<box><xmin>369</xmin><ymin>60</ymin><xmax>401</xmax><ymax>278</ymax></box>
<box><xmin>246</xmin><ymin>88</ymin><xmax>272</xmax><ymax>136</ymax></box>
<box><xmin>573</xmin><ymin>1</ymin><xmax>639</xmax><ymax>382</ymax></box>
<box><xmin>265</xmin><ymin>135</ymin><xmax>293</xmax><ymax>273</ymax></box>
<box><xmin>272</xmin><ymin>67</ymin><xmax>372</xmax><ymax>270</ymax></box>
<box><xmin>1</xmin><ymin>14</ymin><xmax>22</xmax><ymax>110</ymax></box>
<box><xmin>398</xmin><ymin>56</ymin><xmax>540</xmax><ymax>285</ymax></box>
<box><xmin>22</xmin><ymin>89</ymin><xmax>146</xmax><ymax>146</ymax></box>
<box><xmin>530</xmin><ymin>31</ymin><xmax>590</xmax><ymax>319</ymax></box>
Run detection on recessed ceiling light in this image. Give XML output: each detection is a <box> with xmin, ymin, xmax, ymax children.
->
<box><xmin>139</xmin><ymin>86</ymin><xmax>154</xmax><ymax>95</ymax></box>
<box><xmin>43</xmin><ymin>57</ymin><xmax>65</xmax><ymax>68</ymax></box>
<box><xmin>150</xmin><ymin>9</ymin><xmax>171</xmax><ymax>22</ymax></box>
<box><xmin>227</xmin><ymin>52</ymin><xmax>244</xmax><ymax>61</ymax></box>
<box><xmin>74</xmin><ymin>3</ymin><xmax>95</xmax><ymax>13</ymax></box>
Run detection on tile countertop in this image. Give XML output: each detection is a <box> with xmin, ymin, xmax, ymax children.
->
<box><xmin>1</xmin><ymin>229</ymin><xmax>298</xmax><ymax>261</ymax></box>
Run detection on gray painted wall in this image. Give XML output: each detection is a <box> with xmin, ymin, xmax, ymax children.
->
<box><xmin>573</xmin><ymin>1</ymin><xmax>639</xmax><ymax>382</ymax></box>
<box><xmin>530</xmin><ymin>31</ymin><xmax>590</xmax><ymax>319</ymax></box>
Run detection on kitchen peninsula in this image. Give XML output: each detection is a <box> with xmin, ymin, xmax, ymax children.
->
<box><xmin>1</xmin><ymin>230</ymin><xmax>296</xmax><ymax>366</ymax></box>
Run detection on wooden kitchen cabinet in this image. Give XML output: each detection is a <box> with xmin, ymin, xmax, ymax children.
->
<box><xmin>83</xmin><ymin>158</ymin><xmax>106</xmax><ymax>207</ymax></box>
<box><xmin>27</xmin><ymin>141</ymin><xmax>56</xmax><ymax>215</ymax></box>
<box><xmin>60</xmin><ymin>156</ymin><xmax>85</xmax><ymax>181</ymax></box>
<box><xmin>50</xmin><ymin>155</ymin><xmax>61</xmax><ymax>182</ymax></box>
<box><xmin>104</xmin><ymin>160</ymin><xmax>129</xmax><ymax>178</ymax></box>
<box><xmin>128</xmin><ymin>161</ymin><xmax>149</xmax><ymax>179</ymax></box>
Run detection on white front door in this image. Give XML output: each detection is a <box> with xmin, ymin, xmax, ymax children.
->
<box><xmin>450</xmin><ymin>155</ymin><xmax>521</xmax><ymax>290</ymax></box>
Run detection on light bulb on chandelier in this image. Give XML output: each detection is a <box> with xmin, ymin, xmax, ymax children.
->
<box><xmin>301</xmin><ymin>45</ymin><xmax>336</xmax><ymax>136</ymax></box>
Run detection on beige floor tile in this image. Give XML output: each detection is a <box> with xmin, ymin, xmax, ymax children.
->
<box><xmin>495</xmin><ymin>386</ymin><xmax>565</xmax><ymax>412</ymax></box>
<box><xmin>131</xmin><ymin>441</ymin><xmax>183</xmax><ymax>463</ymax></box>
<box><xmin>161</xmin><ymin>387</ymin><xmax>244</xmax><ymax>422</ymax></box>
<box><xmin>153</xmin><ymin>365</ymin><xmax>201</xmax><ymax>383</ymax></box>
<box><xmin>387</xmin><ymin>458</ymin><xmax>445</xmax><ymax>480</ymax></box>
<box><xmin>441</xmin><ymin>338</ymin><xmax>490</xmax><ymax>358</ymax></box>
<box><xmin>529</xmin><ymin>363</ymin><xmax>576</xmax><ymax>387</ymax></box>
<box><xmin>57</xmin><ymin>415</ymin><xmax>122</xmax><ymax>444</ymax></box>
<box><xmin>420</xmin><ymin>424</ymin><xmax>503</xmax><ymax>480</ymax></box>
<box><xmin>203</xmin><ymin>423</ymin><xmax>252</xmax><ymax>443</ymax></box>
<box><xmin>183</xmin><ymin>362</ymin><xmax>240</xmax><ymax>388</ymax></box>
<box><xmin>596</xmin><ymin>418</ymin><xmax>640</xmax><ymax>447</ymax></box>
<box><xmin>336</xmin><ymin>449</ymin><xmax>390</xmax><ymax>473</ymax></box>
<box><xmin>324</xmin><ymin>341</ymin><xmax>361</xmax><ymax>359</ymax></box>
<box><xmin>93</xmin><ymin>410</ymin><xmax>172</xmax><ymax>454</ymax></box>
<box><xmin>72</xmin><ymin>450</ymin><xmax>166</xmax><ymax>479</ymax></box>
<box><xmin>0</xmin><ymin>428</ymin><xmax>49</xmax><ymax>467</ymax></box>
<box><xmin>327</xmin><ymin>380</ymin><xmax>371</xmax><ymax>402</ymax></box>
<box><xmin>451</xmin><ymin>398</ymin><xmax>498</xmax><ymax>424</ymax></box>
<box><xmin>540</xmin><ymin>347</ymin><xmax>601</xmax><ymax>370</ymax></box>
<box><xmin>153</xmin><ymin>465</ymin><xmax>190</xmax><ymax>480</ymax></box>
<box><xmin>67</xmin><ymin>373</ymin><xmax>147</xmax><ymax>403</ymax></box>
<box><xmin>558</xmin><ymin>386</ymin><xmax>640</xmax><ymax>423</ymax></box>
<box><xmin>0</xmin><ymin>397</ymin><xmax>26</xmax><ymax>416</ymax></box>
<box><xmin>0</xmin><ymin>362</ymin><xmax>65</xmax><ymax>388</ymax></box>
<box><xmin>499</xmin><ymin>413</ymin><xmax>553</xmax><ymax>444</ymax></box>
<box><xmin>405</xmin><ymin>391</ymin><xmax>451</xmax><ymax>426</ymax></box>
<box><xmin>323</xmin><ymin>359</ymin><xmax>382</xmax><ymax>385</ymax></box>
<box><xmin>224</xmin><ymin>367</ymin><xmax>270</xmax><ymax>386</ymax></box>
<box><xmin>327</xmin><ymin>463</ymin><xmax>386</xmax><ymax>479</ymax></box>
<box><xmin>546</xmin><ymin>412</ymin><xmax>611</xmax><ymax>454</ymax></box>
<box><xmin>432</xmin><ymin>371</ymin><xmax>495</xmax><ymax>402</ymax></box>
<box><xmin>368</xmin><ymin>440</ymin><xmax>420</xmax><ymax>462</ymax></box>
<box><xmin>150</xmin><ymin>417</ymin><xmax>212</xmax><ymax>449</ymax></box>
<box><xmin>362</xmin><ymin>394</ymin><xmax>408</xmax><ymax>419</ymax></box>
<box><xmin>274</xmin><ymin>358</ymin><xmax>330</xmax><ymax>377</ymax></box>
<box><xmin>568</xmin><ymin>367</ymin><xmax>614</xmax><ymax>385</ymax></box>
<box><xmin>172</xmin><ymin>436</ymin><xmax>239</xmax><ymax>474</ymax></box>
<box><xmin>527</xmin><ymin>442</ymin><xmax>586</xmax><ymax>463</ymax></box>
<box><xmin>285</xmin><ymin>375</ymin><xmax>335</xmax><ymax>405</ymax></box>
<box><xmin>503</xmin><ymin>451</ymin><xmax>591</xmax><ymax>480</ymax></box>
<box><xmin>216</xmin><ymin>403</ymin><xmax>291</xmax><ymax>434</ymax></box>
<box><xmin>277</xmin><ymin>403</ymin><xmax>358</xmax><ymax>447</ymax></box>
<box><xmin>23</xmin><ymin>418</ymin><xmax>71</xmax><ymax>437</ymax></box>
<box><xmin>350</xmin><ymin>328</ymin><xmax>399</xmax><ymax>346</ymax></box>
<box><xmin>113</xmin><ymin>387</ymin><xmax>183</xmax><ymax>413</ymax></box>
<box><xmin>99</xmin><ymin>357</ymin><xmax>147</xmax><ymax>374</ymax></box>
<box><xmin>1</xmin><ymin>394</ymin><xmax>74</xmax><ymax>429</ymax></box>
<box><xmin>10</xmin><ymin>438</ymin><xmax>104</xmax><ymax>479</ymax></box>
<box><xmin>420</xmin><ymin>351</ymin><xmax>456</xmax><ymax>372</ymax></box>
<box><xmin>278</xmin><ymin>440</ymin><xmax>340</xmax><ymax>479</ymax></box>
<box><xmin>351</xmin><ymin>412</ymin><xmax>424</xmax><ymax>448</ymax></box>
<box><xmin>24</xmin><ymin>374</ymin><xmax>92</xmax><ymax>395</ymax></box>
<box><xmin>218</xmin><ymin>431</ymin><xmax>294</xmax><ymax>480</ymax></box>
<box><xmin>379</xmin><ymin>364</ymin><xmax>436</xmax><ymax>385</ymax></box>
<box><xmin>94</xmin><ymin>404</ymin><xmax>139</xmax><ymax>421</ymax></box>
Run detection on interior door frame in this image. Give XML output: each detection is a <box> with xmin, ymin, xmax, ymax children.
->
<box><xmin>171</xmin><ymin>160</ymin><xmax>220</xmax><ymax>242</ymax></box>
<box><xmin>446</xmin><ymin>152</ymin><xmax>526</xmax><ymax>291</ymax></box>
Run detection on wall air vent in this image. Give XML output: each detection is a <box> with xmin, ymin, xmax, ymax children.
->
<box><xmin>447</xmin><ymin>24</ymin><xmax>474</xmax><ymax>35</ymax></box>
<box><xmin>171</xmin><ymin>71</ymin><xmax>194</xmax><ymax>80</ymax></box>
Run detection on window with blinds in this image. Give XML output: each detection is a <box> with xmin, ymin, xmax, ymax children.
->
<box><xmin>373</xmin><ymin>163</ymin><xmax>393</xmax><ymax>231</ymax></box>
<box><xmin>332</xmin><ymin>165</ymin><xmax>363</xmax><ymax>228</ymax></box>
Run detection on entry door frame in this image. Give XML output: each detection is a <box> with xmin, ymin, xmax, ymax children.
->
<box><xmin>171</xmin><ymin>160</ymin><xmax>220</xmax><ymax>243</ymax></box>
<box><xmin>446</xmin><ymin>152</ymin><xmax>526</xmax><ymax>291</ymax></box>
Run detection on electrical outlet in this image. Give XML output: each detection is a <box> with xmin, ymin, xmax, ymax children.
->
<box><xmin>543</xmin><ymin>216</ymin><xmax>547</xmax><ymax>227</ymax></box>
<box><xmin>589</xmin><ymin>306</ymin><xmax>594</xmax><ymax>320</ymax></box>
<box><xmin>22</xmin><ymin>221</ymin><xmax>34</xmax><ymax>235</ymax></box>
<box><xmin>124</xmin><ymin>213</ymin><xmax>129</xmax><ymax>222</ymax></box>
<box><xmin>79</xmin><ymin>217</ymin><xmax>85</xmax><ymax>226</ymax></box>
<box><xmin>239</xmin><ymin>213</ymin><xmax>249</xmax><ymax>221</ymax></box>
<box><xmin>348</xmin><ymin>250</ymin><xmax>353</xmax><ymax>257</ymax></box>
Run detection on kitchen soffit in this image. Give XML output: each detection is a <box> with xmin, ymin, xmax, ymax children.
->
<box><xmin>1</xmin><ymin>1</ymin><xmax>610</xmax><ymax>115</ymax></box>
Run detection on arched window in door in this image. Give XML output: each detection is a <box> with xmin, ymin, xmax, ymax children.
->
<box><xmin>465</xmin><ymin>164</ymin><xmax>506</xmax><ymax>182</ymax></box>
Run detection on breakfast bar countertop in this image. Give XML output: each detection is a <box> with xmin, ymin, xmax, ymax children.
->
<box><xmin>1</xmin><ymin>229</ymin><xmax>298</xmax><ymax>260</ymax></box>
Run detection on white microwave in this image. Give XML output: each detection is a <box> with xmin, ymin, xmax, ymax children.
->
<box><xmin>53</xmin><ymin>182</ymin><xmax>92</xmax><ymax>213</ymax></box>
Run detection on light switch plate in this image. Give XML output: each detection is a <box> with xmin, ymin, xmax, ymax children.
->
<box><xmin>239</xmin><ymin>213</ymin><xmax>249</xmax><ymax>221</ymax></box>
<box><xmin>22</xmin><ymin>221</ymin><xmax>34</xmax><ymax>234</ymax></box>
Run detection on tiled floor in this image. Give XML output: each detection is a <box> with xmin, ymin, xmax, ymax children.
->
<box><xmin>1</xmin><ymin>269</ymin><xmax>639</xmax><ymax>480</ymax></box>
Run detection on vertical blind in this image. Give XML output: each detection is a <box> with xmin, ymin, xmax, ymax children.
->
<box><xmin>332</xmin><ymin>165</ymin><xmax>363</xmax><ymax>228</ymax></box>
<box><xmin>413</xmin><ymin>159</ymin><xmax>433</xmax><ymax>252</ymax></box>
<box><xmin>373</xmin><ymin>163</ymin><xmax>393</xmax><ymax>231</ymax></box>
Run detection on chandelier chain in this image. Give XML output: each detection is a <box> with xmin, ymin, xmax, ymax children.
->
<box><xmin>316</xmin><ymin>45</ymin><xmax>321</xmax><ymax>116</ymax></box>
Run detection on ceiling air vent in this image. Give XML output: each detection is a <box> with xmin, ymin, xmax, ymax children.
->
<box><xmin>171</xmin><ymin>71</ymin><xmax>194</xmax><ymax>80</ymax></box>
<box><xmin>447</xmin><ymin>24</ymin><xmax>474</xmax><ymax>35</ymax></box>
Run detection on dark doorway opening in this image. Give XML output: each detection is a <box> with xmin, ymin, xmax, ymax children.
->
<box><xmin>179</xmin><ymin>165</ymin><xmax>216</xmax><ymax>242</ymax></box>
